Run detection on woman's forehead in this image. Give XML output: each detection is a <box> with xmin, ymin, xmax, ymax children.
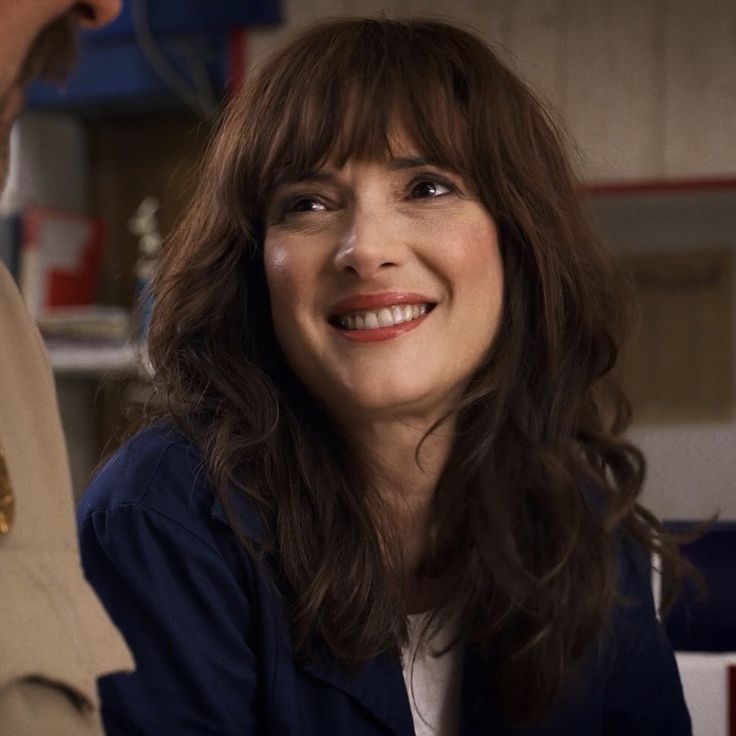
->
<box><xmin>309</xmin><ymin>116</ymin><xmax>461</xmax><ymax>169</ymax></box>
<box><xmin>329</xmin><ymin>123</ymin><xmax>426</xmax><ymax>167</ymax></box>
<box><xmin>270</xmin><ymin>132</ymin><xmax>459</xmax><ymax>190</ymax></box>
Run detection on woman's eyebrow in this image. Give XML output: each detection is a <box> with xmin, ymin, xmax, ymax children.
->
<box><xmin>271</xmin><ymin>157</ymin><xmax>449</xmax><ymax>189</ymax></box>
<box><xmin>273</xmin><ymin>169</ymin><xmax>337</xmax><ymax>189</ymax></box>
<box><xmin>387</xmin><ymin>156</ymin><xmax>442</xmax><ymax>170</ymax></box>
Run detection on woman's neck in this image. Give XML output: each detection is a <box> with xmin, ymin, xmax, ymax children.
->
<box><xmin>348</xmin><ymin>414</ymin><xmax>455</xmax><ymax>582</ymax></box>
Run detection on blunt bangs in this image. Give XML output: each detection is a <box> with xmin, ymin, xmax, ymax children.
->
<box><xmin>240</xmin><ymin>18</ymin><xmax>493</xmax><ymax>210</ymax></box>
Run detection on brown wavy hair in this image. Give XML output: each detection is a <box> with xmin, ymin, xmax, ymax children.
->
<box><xmin>147</xmin><ymin>16</ymin><xmax>686</xmax><ymax>725</ymax></box>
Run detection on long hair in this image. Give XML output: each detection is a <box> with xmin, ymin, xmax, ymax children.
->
<box><xmin>147</xmin><ymin>17</ymin><xmax>686</xmax><ymax>725</ymax></box>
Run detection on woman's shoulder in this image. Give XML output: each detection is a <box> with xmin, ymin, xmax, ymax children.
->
<box><xmin>78</xmin><ymin>423</ymin><xmax>206</xmax><ymax>519</ymax></box>
<box><xmin>580</xmin><ymin>530</ymin><xmax>691</xmax><ymax>733</ymax></box>
<box><xmin>78</xmin><ymin>422</ymin><xmax>267</xmax><ymax>550</ymax></box>
<box><xmin>76</xmin><ymin>426</ymin><xmax>270</xmax><ymax>734</ymax></box>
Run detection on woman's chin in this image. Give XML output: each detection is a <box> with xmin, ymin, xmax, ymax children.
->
<box><xmin>321</xmin><ymin>384</ymin><xmax>456</xmax><ymax>429</ymax></box>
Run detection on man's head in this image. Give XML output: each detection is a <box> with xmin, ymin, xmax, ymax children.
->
<box><xmin>0</xmin><ymin>0</ymin><xmax>121</xmax><ymax>186</ymax></box>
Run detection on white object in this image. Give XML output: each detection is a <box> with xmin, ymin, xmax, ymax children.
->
<box><xmin>46</xmin><ymin>340</ymin><xmax>140</xmax><ymax>376</ymax></box>
<box><xmin>401</xmin><ymin>613</ymin><xmax>461</xmax><ymax>736</ymax></box>
<box><xmin>0</xmin><ymin>113</ymin><xmax>88</xmax><ymax>215</ymax></box>
<box><xmin>675</xmin><ymin>652</ymin><xmax>736</xmax><ymax>736</ymax></box>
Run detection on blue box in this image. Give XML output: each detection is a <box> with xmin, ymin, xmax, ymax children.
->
<box><xmin>26</xmin><ymin>0</ymin><xmax>280</xmax><ymax>111</ymax></box>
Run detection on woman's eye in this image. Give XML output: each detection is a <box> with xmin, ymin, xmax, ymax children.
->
<box><xmin>287</xmin><ymin>197</ymin><xmax>326</xmax><ymax>214</ymax></box>
<box><xmin>410</xmin><ymin>179</ymin><xmax>453</xmax><ymax>199</ymax></box>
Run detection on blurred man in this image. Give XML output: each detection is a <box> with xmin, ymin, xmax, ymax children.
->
<box><xmin>0</xmin><ymin>2</ymin><xmax>133</xmax><ymax>733</ymax></box>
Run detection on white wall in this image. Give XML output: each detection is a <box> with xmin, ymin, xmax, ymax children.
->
<box><xmin>248</xmin><ymin>1</ymin><xmax>736</xmax><ymax>521</ymax></box>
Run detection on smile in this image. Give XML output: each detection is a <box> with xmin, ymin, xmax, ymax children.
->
<box><xmin>335</xmin><ymin>303</ymin><xmax>431</xmax><ymax>330</ymax></box>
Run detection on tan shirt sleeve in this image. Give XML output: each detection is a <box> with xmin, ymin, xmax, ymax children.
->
<box><xmin>0</xmin><ymin>264</ymin><xmax>134</xmax><ymax>727</ymax></box>
<box><xmin>0</xmin><ymin>676</ymin><xmax>104</xmax><ymax>736</ymax></box>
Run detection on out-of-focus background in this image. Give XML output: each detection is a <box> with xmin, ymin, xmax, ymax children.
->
<box><xmin>1</xmin><ymin>2</ymin><xmax>734</xmax><ymax>728</ymax></box>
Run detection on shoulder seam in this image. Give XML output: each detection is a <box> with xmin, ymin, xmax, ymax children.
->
<box><xmin>84</xmin><ymin>501</ymin><xmax>223</xmax><ymax>561</ymax></box>
<box><xmin>81</xmin><ymin>432</ymin><xmax>199</xmax><ymax>511</ymax></box>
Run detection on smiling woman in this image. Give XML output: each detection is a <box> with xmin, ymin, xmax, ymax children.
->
<box><xmin>78</xmin><ymin>16</ymin><xmax>693</xmax><ymax>736</ymax></box>
<box><xmin>263</xmin><ymin>150</ymin><xmax>503</xmax><ymax>425</ymax></box>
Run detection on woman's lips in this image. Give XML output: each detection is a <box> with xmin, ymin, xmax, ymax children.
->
<box><xmin>329</xmin><ymin>292</ymin><xmax>435</xmax><ymax>314</ymax></box>
<box><xmin>328</xmin><ymin>293</ymin><xmax>436</xmax><ymax>343</ymax></box>
<box><xmin>333</xmin><ymin>311</ymin><xmax>431</xmax><ymax>342</ymax></box>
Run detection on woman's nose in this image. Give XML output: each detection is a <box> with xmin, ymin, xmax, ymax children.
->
<box><xmin>333</xmin><ymin>217</ymin><xmax>401</xmax><ymax>279</ymax></box>
<box><xmin>73</xmin><ymin>0</ymin><xmax>122</xmax><ymax>30</ymax></box>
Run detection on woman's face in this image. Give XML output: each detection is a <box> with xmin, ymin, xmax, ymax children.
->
<box><xmin>263</xmin><ymin>134</ymin><xmax>504</xmax><ymax>428</ymax></box>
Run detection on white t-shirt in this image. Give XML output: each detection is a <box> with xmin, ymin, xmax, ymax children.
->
<box><xmin>400</xmin><ymin>613</ymin><xmax>462</xmax><ymax>736</ymax></box>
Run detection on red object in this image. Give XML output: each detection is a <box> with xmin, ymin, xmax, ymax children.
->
<box><xmin>21</xmin><ymin>207</ymin><xmax>105</xmax><ymax>317</ymax></box>
<box><xmin>227</xmin><ymin>27</ymin><xmax>247</xmax><ymax>98</ymax></box>
<box><xmin>583</xmin><ymin>176</ymin><xmax>736</xmax><ymax>196</ymax></box>
<box><xmin>729</xmin><ymin>665</ymin><xmax>736</xmax><ymax>736</ymax></box>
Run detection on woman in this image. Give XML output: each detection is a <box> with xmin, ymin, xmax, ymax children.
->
<box><xmin>78</xmin><ymin>16</ymin><xmax>691</xmax><ymax>735</ymax></box>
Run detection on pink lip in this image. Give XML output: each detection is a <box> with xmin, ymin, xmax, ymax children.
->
<box><xmin>328</xmin><ymin>292</ymin><xmax>436</xmax><ymax>343</ymax></box>
<box><xmin>329</xmin><ymin>292</ymin><xmax>434</xmax><ymax>315</ymax></box>
<box><xmin>333</xmin><ymin>312</ymin><xmax>431</xmax><ymax>342</ymax></box>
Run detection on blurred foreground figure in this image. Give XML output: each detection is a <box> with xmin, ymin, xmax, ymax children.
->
<box><xmin>81</xmin><ymin>16</ymin><xmax>691</xmax><ymax>735</ymax></box>
<box><xmin>0</xmin><ymin>2</ymin><xmax>133</xmax><ymax>734</ymax></box>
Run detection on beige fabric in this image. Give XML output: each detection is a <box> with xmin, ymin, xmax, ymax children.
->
<box><xmin>0</xmin><ymin>262</ymin><xmax>133</xmax><ymax>733</ymax></box>
<box><xmin>0</xmin><ymin>676</ymin><xmax>102</xmax><ymax>736</ymax></box>
<box><xmin>401</xmin><ymin>613</ymin><xmax>461</xmax><ymax>736</ymax></box>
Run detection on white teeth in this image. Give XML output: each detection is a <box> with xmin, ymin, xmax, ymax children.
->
<box><xmin>337</xmin><ymin>303</ymin><xmax>430</xmax><ymax>330</ymax></box>
<box><xmin>377</xmin><ymin>308</ymin><xmax>394</xmax><ymax>327</ymax></box>
<box><xmin>364</xmin><ymin>312</ymin><xmax>379</xmax><ymax>329</ymax></box>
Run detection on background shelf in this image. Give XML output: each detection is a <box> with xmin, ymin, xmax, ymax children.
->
<box><xmin>47</xmin><ymin>340</ymin><xmax>141</xmax><ymax>376</ymax></box>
